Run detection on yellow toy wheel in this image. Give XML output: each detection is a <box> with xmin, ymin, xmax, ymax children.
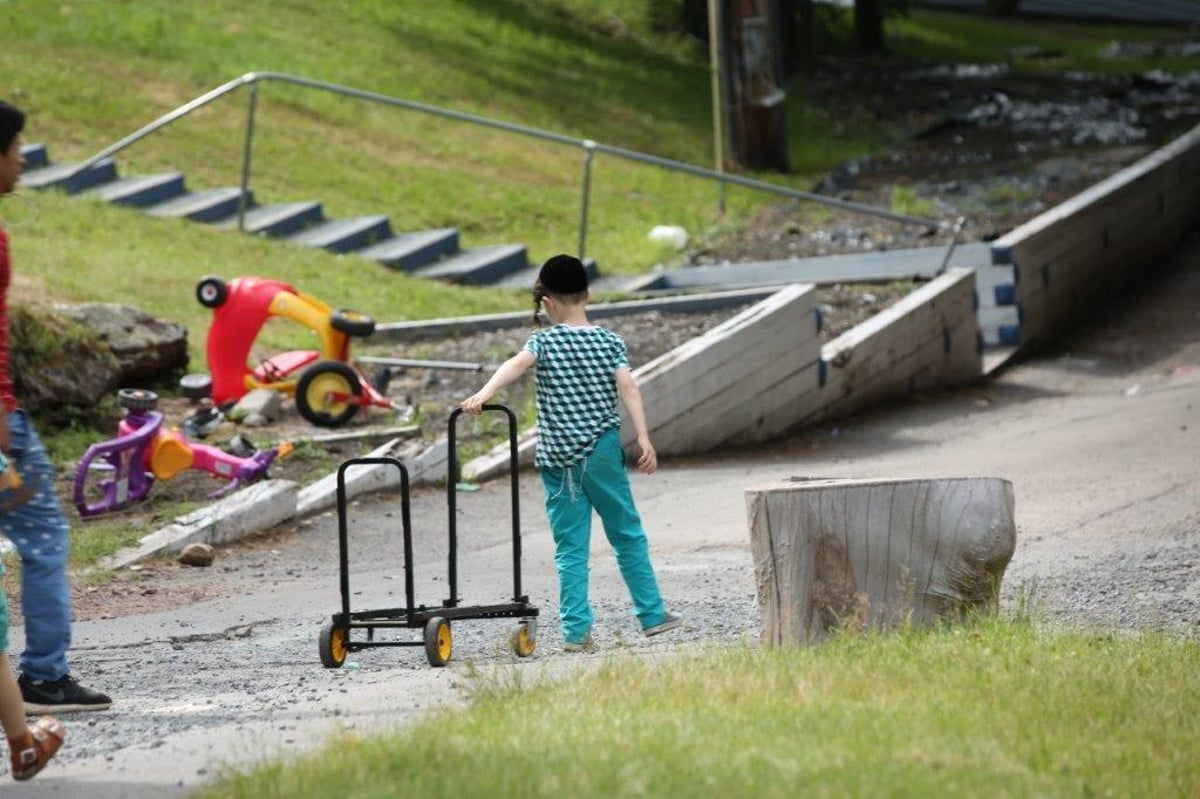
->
<box><xmin>510</xmin><ymin>619</ymin><xmax>537</xmax><ymax>658</ymax></box>
<box><xmin>296</xmin><ymin>360</ymin><xmax>361</xmax><ymax>427</ymax></box>
<box><xmin>424</xmin><ymin>617</ymin><xmax>452</xmax><ymax>667</ymax></box>
<box><xmin>319</xmin><ymin>620</ymin><xmax>348</xmax><ymax>669</ymax></box>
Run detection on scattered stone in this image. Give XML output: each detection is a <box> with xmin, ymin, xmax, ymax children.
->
<box><xmin>178</xmin><ymin>543</ymin><xmax>216</xmax><ymax>567</ymax></box>
<box><xmin>228</xmin><ymin>388</ymin><xmax>284</xmax><ymax>424</ymax></box>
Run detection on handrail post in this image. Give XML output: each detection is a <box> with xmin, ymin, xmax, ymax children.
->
<box><xmin>237</xmin><ymin>81</ymin><xmax>259</xmax><ymax>233</ymax></box>
<box><xmin>936</xmin><ymin>216</ymin><xmax>967</xmax><ymax>275</ymax></box>
<box><xmin>578</xmin><ymin>140</ymin><xmax>596</xmax><ymax>263</ymax></box>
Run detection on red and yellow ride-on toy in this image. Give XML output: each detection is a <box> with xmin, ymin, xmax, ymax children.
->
<box><xmin>195</xmin><ymin>275</ymin><xmax>402</xmax><ymax>427</ymax></box>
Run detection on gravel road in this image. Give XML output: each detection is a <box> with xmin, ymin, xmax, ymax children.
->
<box><xmin>4</xmin><ymin>236</ymin><xmax>1198</xmax><ymax>797</ymax></box>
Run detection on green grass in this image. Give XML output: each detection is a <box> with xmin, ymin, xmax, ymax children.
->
<box><xmin>888</xmin><ymin>9</ymin><xmax>1200</xmax><ymax>75</ymax></box>
<box><xmin>0</xmin><ymin>0</ymin><xmax>863</xmax><ymax>277</ymax></box>
<box><xmin>199</xmin><ymin>618</ymin><xmax>1200</xmax><ymax>798</ymax></box>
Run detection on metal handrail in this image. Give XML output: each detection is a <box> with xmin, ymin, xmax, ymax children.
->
<box><xmin>67</xmin><ymin>71</ymin><xmax>946</xmax><ymax>262</ymax></box>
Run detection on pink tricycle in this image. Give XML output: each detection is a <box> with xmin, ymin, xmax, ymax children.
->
<box><xmin>73</xmin><ymin>389</ymin><xmax>292</xmax><ymax>517</ymax></box>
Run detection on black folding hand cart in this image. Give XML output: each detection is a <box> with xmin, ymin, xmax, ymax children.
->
<box><xmin>318</xmin><ymin>404</ymin><xmax>539</xmax><ymax>668</ymax></box>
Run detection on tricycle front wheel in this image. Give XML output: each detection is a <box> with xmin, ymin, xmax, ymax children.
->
<box><xmin>296</xmin><ymin>361</ymin><xmax>362</xmax><ymax>427</ymax></box>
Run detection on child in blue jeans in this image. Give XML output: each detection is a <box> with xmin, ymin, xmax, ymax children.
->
<box><xmin>1</xmin><ymin>450</ymin><xmax>65</xmax><ymax>781</ymax></box>
<box><xmin>462</xmin><ymin>254</ymin><xmax>682</xmax><ymax>651</ymax></box>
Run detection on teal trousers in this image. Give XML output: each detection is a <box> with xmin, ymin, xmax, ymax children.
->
<box><xmin>540</xmin><ymin>428</ymin><xmax>666</xmax><ymax>644</ymax></box>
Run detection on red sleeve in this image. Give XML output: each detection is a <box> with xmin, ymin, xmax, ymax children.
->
<box><xmin>0</xmin><ymin>228</ymin><xmax>18</xmax><ymax>413</ymax></box>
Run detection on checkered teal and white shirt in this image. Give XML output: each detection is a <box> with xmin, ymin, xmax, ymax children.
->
<box><xmin>523</xmin><ymin>324</ymin><xmax>628</xmax><ymax>469</ymax></box>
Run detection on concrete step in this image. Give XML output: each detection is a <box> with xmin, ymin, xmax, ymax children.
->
<box><xmin>83</xmin><ymin>172</ymin><xmax>186</xmax><ymax>208</ymax></box>
<box><xmin>19</xmin><ymin>158</ymin><xmax>118</xmax><ymax>194</ymax></box>
<box><xmin>287</xmin><ymin>214</ymin><xmax>392</xmax><ymax>254</ymax></box>
<box><xmin>357</xmin><ymin>228</ymin><xmax>460</xmax><ymax>271</ymax></box>
<box><xmin>19</xmin><ymin>142</ymin><xmax>49</xmax><ymax>170</ymax></box>
<box><xmin>215</xmin><ymin>201</ymin><xmax>323</xmax><ymax>237</ymax></box>
<box><xmin>634</xmin><ymin>243</ymin><xmax>993</xmax><ymax>292</ymax></box>
<box><xmin>145</xmin><ymin>187</ymin><xmax>254</xmax><ymax>223</ymax></box>
<box><xmin>413</xmin><ymin>244</ymin><xmax>528</xmax><ymax>285</ymax></box>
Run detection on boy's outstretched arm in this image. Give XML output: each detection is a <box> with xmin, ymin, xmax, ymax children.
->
<box><xmin>461</xmin><ymin>350</ymin><xmax>535</xmax><ymax>414</ymax></box>
<box><xmin>616</xmin><ymin>368</ymin><xmax>657</xmax><ymax>475</ymax></box>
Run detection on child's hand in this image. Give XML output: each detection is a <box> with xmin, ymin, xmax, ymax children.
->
<box><xmin>635</xmin><ymin>435</ymin><xmax>657</xmax><ymax>475</ymax></box>
<box><xmin>460</xmin><ymin>392</ymin><xmax>490</xmax><ymax>415</ymax></box>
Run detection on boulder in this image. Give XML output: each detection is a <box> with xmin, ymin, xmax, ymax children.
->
<box><xmin>55</xmin><ymin>302</ymin><xmax>188</xmax><ymax>385</ymax></box>
<box><xmin>9</xmin><ymin>304</ymin><xmax>120</xmax><ymax>420</ymax></box>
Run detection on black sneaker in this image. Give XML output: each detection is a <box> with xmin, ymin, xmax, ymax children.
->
<box><xmin>19</xmin><ymin>674</ymin><xmax>112</xmax><ymax>713</ymax></box>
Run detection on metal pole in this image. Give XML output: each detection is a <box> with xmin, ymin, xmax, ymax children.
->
<box><xmin>578</xmin><ymin>140</ymin><xmax>596</xmax><ymax>262</ymax></box>
<box><xmin>709</xmin><ymin>0</ymin><xmax>727</xmax><ymax>215</ymax></box>
<box><xmin>237</xmin><ymin>82</ymin><xmax>259</xmax><ymax>233</ymax></box>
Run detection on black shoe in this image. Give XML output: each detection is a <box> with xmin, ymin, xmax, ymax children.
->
<box><xmin>19</xmin><ymin>674</ymin><xmax>112</xmax><ymax>713</ymax></box>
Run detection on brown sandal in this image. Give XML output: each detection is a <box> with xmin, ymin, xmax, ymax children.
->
<box><xmin>11</xmin><ymin>716</ymin><xmax>66</xmax><ymax>781</ymax></box>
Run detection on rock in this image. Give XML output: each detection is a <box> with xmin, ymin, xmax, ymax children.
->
<box><xmin>227</xmin><ymin>388</ymin><xmax>284</xmax><ymax>424</ymax></box>
<box><xmin>9</xmin><ymin>304</ymin><xmax>120</xmax><ymax>420</ymax></box>
<box><xmin>55</xmin><ymin>302</ymin><xmax>188</xmax><ymax>385</ymax></box>
<box><xmin>178</xmin><ymin>543</ymin><xmax>216</xmax><ymax>567</ymax></box>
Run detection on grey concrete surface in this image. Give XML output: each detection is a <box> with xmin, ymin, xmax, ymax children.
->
<box><xmin>6</xmin><ymin>238</ymin><xmax>1199</xmax><ymax>797</ymax></box>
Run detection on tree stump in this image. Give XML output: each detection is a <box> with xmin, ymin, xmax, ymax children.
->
<box><xmin>745</xmin><ymin>477</ymin><xmax>1016</xmax><ymax>646</ymax></box>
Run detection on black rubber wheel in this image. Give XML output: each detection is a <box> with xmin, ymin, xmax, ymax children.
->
<box><xmin>295</xmin><ymin>360</ymin><xmax>362</xmax><ymax>427</ymax></box>
<box><xmin>179</xmin><ymin>372</ymin><xmax>213</xmax><ymax>400</ymax></box>
<box><xmin>424</xmin><ymin>617</ymin><xmax>452</xmax><ymax>668</ymax></box>
<box><xmin>319</xmin><ymin>620</ymin><xmax>348</xmax><ymax>669</ymax></box>
<box><xmin>370</xmin><ymin>366</ymin><xmax>392</xmax><ymax>395</ymax></box>
<box><xmin>118</xmin><ymin>388</ymin><xmax>159</xmax><ymax>412</ymax></box>
<box><xmin>330</xmin><ymin>308</ymin><xmax>375</xmax><ymax>338</ymax></box>
<box><xmin>196</xmin><ymin>276</ymin><xmax>228</xmax><ymax>309</ymax></box>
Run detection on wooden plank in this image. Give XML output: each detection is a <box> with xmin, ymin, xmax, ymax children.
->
<box><xmin>639</xmin><ymin>321</ymin><xmax>820</xmax><ymax>426</ymax></box>
<box><xmin>636</xmin><ymin>286</ymin><xmax>816</xmax><ymax>405</ymax></box>
<box><xmin>646</xmin><ymin>344</ymin><xmax>819</xmax><ymax>453</ymax></box>
<box><xmin>714</xmin><ymin>363</ymin><xmax>826</xmax><ymax>446</ymax></box>
<box><xmin>822</xmin><ymin>271</ymin><xmax>977</xmax><ymax>386</ymax></box>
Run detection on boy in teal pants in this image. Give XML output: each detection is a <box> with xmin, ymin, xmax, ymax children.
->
<box><xmin>461</xmin><ymin>254</ymin><xmax>681</xmax><ymax>651</ymax></box>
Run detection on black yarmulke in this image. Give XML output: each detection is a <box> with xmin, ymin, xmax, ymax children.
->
<box><xmin>537</xmin><ymin>254</ymin><xmax>588</xmax><ymax>294</ymax></box>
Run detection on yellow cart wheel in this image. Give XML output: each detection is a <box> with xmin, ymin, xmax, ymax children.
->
<box><xmin>424</xmin><ymin>617</ymin><xmax>452</xmax><ymax>667</ymax></box>
<box><xmin>319</xmin><ymin>621</ymin><xmax>348</xmax><ymax>669</ymax></box>
<box><xmin>510</xmin><ymin>619</ymin><xmax>537</xmax><ymax>658</ymax></box>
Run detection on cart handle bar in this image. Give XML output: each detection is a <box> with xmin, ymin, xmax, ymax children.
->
<box><xmin>446</xmin><ymin>405</ymin><xmax>522</xmax><ymax>606</ymax></box>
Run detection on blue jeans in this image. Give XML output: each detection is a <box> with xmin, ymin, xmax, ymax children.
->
<box><xmin>540</xmin><ymin>428</ymin><xmax>666</xmax><ymax>644</ymax></box>
<box><xmin>0</xmin><ymin>410</ymin><xmax>72</xmax><ymax>680</ymax></box>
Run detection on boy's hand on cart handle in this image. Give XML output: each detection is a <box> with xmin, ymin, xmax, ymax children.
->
<box><xmin>461</xmin><ymin>392</ymin><xmax>491</xmax><ymax>415</ymax></box>
<box><xmin>635</xmin><ymin>435</ymin><xmax>657</xmax><ymax>475</ymax></box>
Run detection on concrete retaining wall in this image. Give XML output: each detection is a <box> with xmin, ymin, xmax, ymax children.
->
<box><xmin>992</xmin><ymin>121</ymin><xmax>1200</xmax><ymax>351</ymax></box>
<box><xmin>805</xmin><ymin>268</ymin><xmax>982</xmax><ymax>425</ymax></box>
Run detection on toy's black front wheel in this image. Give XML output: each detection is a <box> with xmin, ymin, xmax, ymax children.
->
<box><xmin>196</xmin><ymin>276</ymin><xmax>228</xmax><ymax>308</ymax></box>
<box><xmin>118</xmin><ymin>388</ymin><xmax>159</xmax><ymax>412</ymax></box>
<box><xmin>179</xmin><ymin>373</ymin><xmax>213</xmax><ymax>401</ymax></box>
<box><xmin>331</xmin><ymin>308</ymin><xmax>376</xmax><ymax>338</ymax></box>
<box><xmin>295</xmin><ymin>361</ymin><xmax>362</xmax><ymax>427</ymax></box>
